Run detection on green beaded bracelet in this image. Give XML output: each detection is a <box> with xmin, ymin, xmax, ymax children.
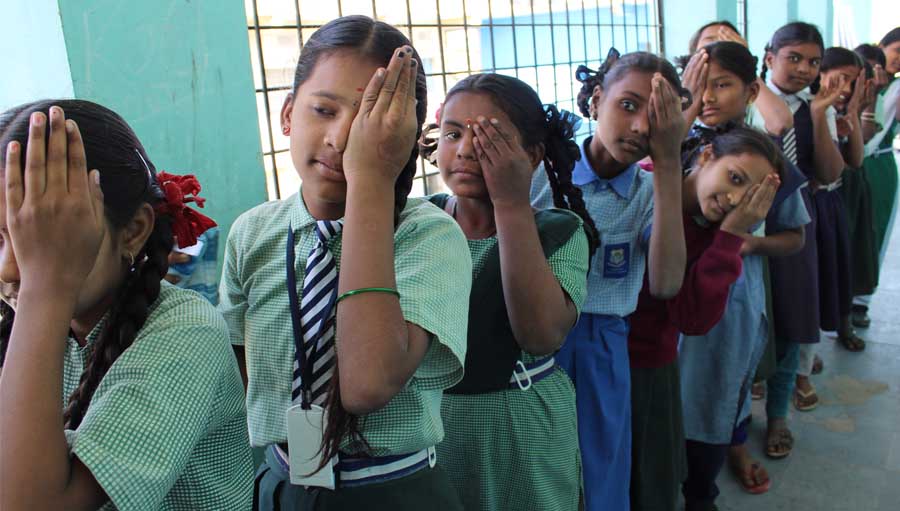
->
<box><xmin>336</xmin><ymin>287</ymin><xmax>400</xmax><ymax>304</ymax></box>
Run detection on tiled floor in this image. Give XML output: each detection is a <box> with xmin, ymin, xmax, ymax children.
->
<box><xmin>716</xmin><ymin>203</ymin><xmax>900</xmax><ymax>510</ymax></box>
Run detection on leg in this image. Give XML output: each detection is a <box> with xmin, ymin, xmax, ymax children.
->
<box><xmin>766</xmin><ymin>342</ymin><xmax>800</xmax><ymax>458</ymax></box>
<box><xmin>682</xmin><ymin>440</ymin><xmax>729</xmax><ymax>511</ymax></box>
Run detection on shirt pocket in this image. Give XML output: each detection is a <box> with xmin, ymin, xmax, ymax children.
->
<box><xmin>595</xmin><ymin>231</ymin><xmax>634</xmax><ymax>280</ymax></box>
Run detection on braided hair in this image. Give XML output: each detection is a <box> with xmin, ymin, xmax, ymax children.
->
<box><xmin>288</xmin><ymin>15</ymin><xmax>427</xmax><ymax>226</ymax></box>
<box><xmin>760</xmin><ymin>22</ymin><xmax>824</xmax><ymax>93</ymax></box>
<box><xmin>0</xmin><ymin>99</ymin><xmax>174</xmax><ymax>429</ymax></box>
<box><xmin>575</xmin><ymin>49</ymin><xmax>692</xmax><ymax>120</ymax></box>
<box><xmin>287</xmin><ymin>15</ymin><xmax>429</xmax><ymax>471</ymax></box>
<box><xmin>418</xmin><ymin>73</ymin><xmax>599</xmax><ymax>257</ymax></box>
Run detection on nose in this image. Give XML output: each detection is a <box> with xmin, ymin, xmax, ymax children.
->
<box><xmin>0</xmin><ymin>245</ymin><xmax>20</xmax><ymax>286</ymax></box>
<box><xmin>702</xmin><ymin>84</ymin><xmax>716</xmax><ymax>106</ymax></box>
<box><xmin>324</xmin><ymin>115</ymin><xmax>354</xmax><ymax>153</ymax></box>
<box><xmin>456</xmin><ymin>130</ymin><xmax>477</xmax><ymax>160</ymax></box>
<box><xmin>631</xmin><ymin>110</ymin><xmax>650</xmax><ymax>137</ymax></box>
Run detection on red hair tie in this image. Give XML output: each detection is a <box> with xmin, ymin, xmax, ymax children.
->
<box><xmin>154</xmin><ymin>171</ymin><xmax>217</xmax><ymax>248</ymax></box>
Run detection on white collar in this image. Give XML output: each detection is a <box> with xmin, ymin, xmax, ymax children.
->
<box><xmin>765</xmin><ymin>74</ymin><xmax>814</xmax><ymax>103</ymax></box>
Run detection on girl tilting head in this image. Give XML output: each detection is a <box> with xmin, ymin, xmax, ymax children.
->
<box><xmin>0</xmin><ymin>100</ymin><xmax>253</xmax><ymax>510</ymax></box>
<box><xmin>421</xmin><ymin>72</ymin><xmax>595</xmax><ymax>510</ymax></box>
<box><xmin>219</xmin><ymin>15</ymin><xmax>472</xmax><ymax>510</ymax></box>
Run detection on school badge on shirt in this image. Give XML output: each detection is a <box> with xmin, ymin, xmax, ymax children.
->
<box><xmin>603</xmin><ymin>243</ymin><xmax>630</xmax><ymax>278</ymax></box>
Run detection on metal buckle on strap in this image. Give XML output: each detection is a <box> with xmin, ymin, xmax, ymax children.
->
<box><xmin>511</xmin><ymin>360</ymin><xmax>533</xmax><ymax>391</ymax></box>
<box><xmin>509</xmin><ymin>357</ymin><xmax>556</xmax><ymax>390</ymax></box>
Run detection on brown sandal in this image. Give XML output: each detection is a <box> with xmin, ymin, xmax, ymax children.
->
<box><xmin>765</xmin><ymin>426</ymin><xmax>794</xmax><ymax>459</ymax></box>
<box><xmin>838</xmin><ymin>331</ymin><xmax>866</xmax><ymax>352</ymax></box>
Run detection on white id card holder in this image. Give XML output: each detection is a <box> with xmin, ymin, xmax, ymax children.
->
<box><xmin>285</xmin><ymin>404</ymin><xmax>337</xmax><ymax>489</ymax></box>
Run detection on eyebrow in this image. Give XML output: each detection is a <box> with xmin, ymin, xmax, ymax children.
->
<box><xmin>708</xmin><ymin>73</ymin><xmax>735</xmax><ymax>82</ymax></box>
<box><xmin>310</xmin><ymin>90</ymin><xmax>350</xmax><ymax>104</ymax></box>
<box><xmin>442</xmin><ymin>119</ymin><xmax>465</xmax><ymax>129</ymax></box>
<box><xmin>619</xmin><ymin>91</ymin><xmax>646</xmax><ymax>101</ymax></box>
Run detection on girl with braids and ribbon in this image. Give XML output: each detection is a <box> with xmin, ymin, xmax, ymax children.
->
<box><xmin>0</xmin><ymin>100</ymin><xmax>254</xmax><ymax>510</ymax></box>
<box><xmin>417</xmin><ymin>73</ymin><xmax>597</xmax><ymax>511</ymax></box>
<box><xmin>529</xmin><ymin>49</ymin><xmax>689</xmax><ymax>511</ymax></box>
<box><xmin>218</xmin><ymin>16</ymin><xmax>471</xmax><ymax>510</ymax></box>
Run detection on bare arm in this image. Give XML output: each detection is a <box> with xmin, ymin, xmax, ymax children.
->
<box><xmin>334</xmin><ymin>47</ymin><xmax>430</xmax><ymax>415</ymax></box>
<box><xmin>647</xmin><ymin>75</ymin><xmax>687</xmax><ymax>298</ymax></box>
<box><xmin>739</xmin><ymin>227</ymin><xmax>804</xmax><ymax>257</ymax></box>
<box><xmin>0</xmin><ymin>110</ymin><xmax>109</xmax><ymax>510</ymax></box>
<box><xmin>471</xmin><ymin>117</ymin><xmax>579</xmax><ymax>355</ymax></box>
<box><xmin>754</xmin><ymin>78</ymin><xmax>794</xmax><ymax>136</ymax></box>
<box><xmin>811</xmin><ymin>77</ymin><xmax>848</xmax><ymax>184</ymax></box>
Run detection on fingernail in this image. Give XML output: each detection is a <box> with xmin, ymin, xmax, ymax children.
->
<box><xmin>398</xmin><ymin>50</ymin><xmax>406</xmax><ymax>57</ymax></box>
<box><xmin>8</xmin><ymin>141</ymin><xmax>19</xmax><ymax>154</ymax></box>
<box><xmin>411</xmin><ymin>59</ymin><xmax>418</xmax><ymax>67</ymax></box>
<box><xmin>490</xmin><ymin>118</ymin><xmax>499</xmax><ymax>125</ymax></box>
<box><xmin>93</xmin><ymin>170</ymin><xmax>101</xmax><ymax>185</ymax></box>
<box><xmin>477</xmin><ymin>116</ymin><xmax>486</xmax><ymax>123</ymax></box>
<box><xmin>32</xmin><ymin>112</ymin><xmax>43</xmax><ymax>126</ymax></box>
<box><xmin>65</xmin><ymin>119</ymin><xmax>75</xmax><ymax>133</ymax></box>
<box><xmin>377</xmin><ymin>69</ymin><xmax>385</xmax><ymax>78</ymax></box>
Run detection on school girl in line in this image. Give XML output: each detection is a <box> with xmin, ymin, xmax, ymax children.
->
<box><xmin>854</xmin><ymin>28</ymin><xmax>900</xmax><ymax>327</ymax></box>
<box><xmin>845</xmin><ymin>44</ymin><xmax>888</xmax><ymax>328</ymax></box>
<box><xmin>753</xmin><ymin>21</ymin><xmax>845</xmax><ymax>460</ymax></box>
<box><xmin>0</xmin><ymin>101</ymin><xmax>254</xmax><ymax>510</ymax></box>
<box><xmin>789</xmin><ymin>48</ymin><xmax>871</xmax><ymax>413</ymax></box>
<box><xmin>418</xmin><ymin>73</ymin><xmax>596</xmax><ymax>511</ymax></box>
<box><xmin>678</xmin><ymin>21</ymin><xmax>795</xmax><ymax>138</ymax></box>
<box><xmin>675</xmin><ymin>42</ymin><xmax>811</xmax><ymax>506</ymax></box>
<box><xmin>218</xmin><ymin>16</ymin><xmax>472</xmax><ymax>510</ymax></box>
<box><xmin>531</xmin><ymin>49</ymin><xmax>689</xmax><ymax>511</ymax></box>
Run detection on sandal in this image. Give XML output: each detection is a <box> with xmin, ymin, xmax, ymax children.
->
<box><xmin>729</xmin><ymin>446</ymin><xmax>771</xmax><ymax>494</ymax></box>
<box><xmin>793</xmin><ymin>386</ymin><xmax>819</xmax><ymax>411</ymax></box>
<box><xmin>851</xmin><ymin>305</ymin><xmax>871</xmax><ymax>328</ymax></box>
<box><xmin>751</xmin><ymin>382</ymin><xmax>766</xmax><ymax>400</ymax></box>
<box><xmin>811</xmin><ymin>354</ymin><xmax>823</xmax><ymax>375</ymax></box>
<box><xmin>838</xmin><ymin>331</ymin><xmax>866</xmax><ymax>352</ymax></box>
<box><xmin>765</xmin><ymin>426</ymin><xmax>794</xmax><ymax>459</ymax></box>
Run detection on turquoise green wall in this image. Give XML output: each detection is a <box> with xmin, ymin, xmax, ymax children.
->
<box><xmin>662</xmin><ymin>0</ymin><xmax>718</xmax><ymax>58</ymax></box>
<box><xmin>57</xmin><ymin>0</ymin><xmax>267</xmax><ymax>271</ymax></box>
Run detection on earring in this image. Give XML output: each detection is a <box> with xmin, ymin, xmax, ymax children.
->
<box><xmin>282</xmin><ymin>125</ymin><xmax>290</xmax><ymax>135</ymax></box>
<box><xmin>125</xmin><ymin>252</ymin><xmax>135</xmax><ymax>268</ymax></box>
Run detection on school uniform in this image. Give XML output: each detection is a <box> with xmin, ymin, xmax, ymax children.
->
<box><xmin>865</xmin><ymin>80</ymin><xmax>900</xmax><ymax>273</ymax></box>
<box><xmin>839</xmin><ymin>163</ymin><xmax>879</xmax><ymax>297</ymax></box>
<box><xmin>428</xmin><ymin>194</ymin><xmax>590</xmax><ymax>511</ymax></box>
<box><xmin>628</xmin><ymin>204</ymin><xmax>746</xmax><ymax>511</ymax></box>
<box><xmin>218</xmin><ymin>190</ymin><xmax>472</xmax><ymax>510</ymax></box>
<box><xmin>531</xmin><ymin>138</ymin><xmax>656</xmax><ymax>511</ymax></box>
<box><xmin>63</xmin><ymin>282</ymin><xmax>254</xmax><ymax>511</ymax></box>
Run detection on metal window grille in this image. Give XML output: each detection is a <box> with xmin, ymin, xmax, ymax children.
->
<box><xmin>736</xmin><ymin>0</ymin><xmax>747</xmax><ymax>38</ymax></box>
<box><xmin>247</xmin><ymin>0</ymin><xmax>662</xmax><ymax>200</ymax></box>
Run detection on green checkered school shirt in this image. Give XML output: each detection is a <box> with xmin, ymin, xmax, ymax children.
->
<box><xmin>63</xmin><ymin>282</ymin><xmax>254</xmax><ymax>511</ymax></box>
<box><xmin>219</xmin><ymin>190</ymin><xmax>472</xmax><ymax>456</ymax></box>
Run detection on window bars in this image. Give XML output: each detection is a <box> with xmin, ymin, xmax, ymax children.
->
<box><xmin>247</xmin><ymin>0</ymin><xmax>662</xmax><ymax>199</ymax></box>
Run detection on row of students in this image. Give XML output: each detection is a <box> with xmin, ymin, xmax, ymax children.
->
<box><xmin>1</xmin><ymin>13</ymin><xmax>897</xmax><ymax>511</ymax></box>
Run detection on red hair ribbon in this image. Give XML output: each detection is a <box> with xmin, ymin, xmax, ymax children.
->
<box><xmin>154</xmin><ymin>171</ymin><xmax>217</xmax><ymax>248</ymax></box>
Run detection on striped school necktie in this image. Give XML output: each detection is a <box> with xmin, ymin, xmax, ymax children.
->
<box><xmin>292</xmin><ymin>219</ymin><xmax>343</xmax><ymax>407</ymax></box>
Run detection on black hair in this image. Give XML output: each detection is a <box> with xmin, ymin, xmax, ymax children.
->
<box><xmin>689</xmin><ymin>20</ymin><xmax>741</xmax><ymax>54</ymax></box>
<box><xmin>290</xmin><ymin>15</ymin><xmax>427</xmax><ymax>226</ymax></box>
<box><xmin>880</xmin><ymin>27</ymin><xmax>900</xmax><ymax>48</ymax></box>
<box><xmin>0</xmin><ymin>99</ymin><xmax>174</xmax><ymax>429</ymax></box>
<box><xmin>575</xmin><ymin>49</ymin><xmax>692</xmax><ymax>119</ymax></box>
<box><xmin>854</xmin><ymin>43</ymin><xmax>886</xmax><ymax>68</ymax></box>
<box><xmin>704</xmin><ymin>125</ymin><xmax>786</xmax><ymax>181</ymax></box>
<box><xmin>760</xmin><ymin>22</ymin><xmax>825</xmax><ymax>92</ymax></box>
<box><xmin>821</xmin><ymin>46</ymin><xmax>864</xmax><ymax>73</ymax></box>
<box><xmin>418</xmin><ymin>73</ymin><xmax>599</xmax><ymax>256</ymax></box>
<box><xmin>287</xmin><ymin>15</ymin><xmax>427</xmax><ymax>470</ymax></box>
<box><xmin>703</xmin><ymin>41</ymin><xmax>759</xmax><ymax>84</ymax></box>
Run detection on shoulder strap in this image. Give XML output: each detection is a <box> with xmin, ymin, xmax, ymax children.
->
<box><xmin>425</xmin><ymin>193</ymin><xmax>451</xmax><ymax>210</ymax></box>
